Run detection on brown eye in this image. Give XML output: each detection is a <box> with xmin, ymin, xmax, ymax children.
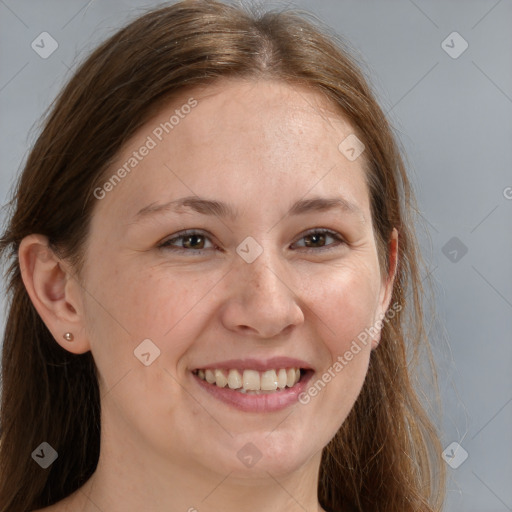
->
<box><xmin>159</xmin><ymin>230</ymin><xmax>215</xmax><ymax>253</ymax></box>
<box><xmin>304</xmin><ymin>232</ymin><xmax>327</xmax><ymax>248</ymax></box>
<box><xmin>180</xmin><ymin>234</ymin><xmax>206</xmax><ymax>249</ymax></box>
<box><xmin>292</xmin><ymin>229</ymin><xmax>345</xmax><ymax>251</ymax></box>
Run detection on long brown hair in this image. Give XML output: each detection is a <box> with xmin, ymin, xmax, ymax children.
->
<box><xmin>0</xmin><ymin>1</ymin><xmax>445</xmax><ymax>510</ymax></box>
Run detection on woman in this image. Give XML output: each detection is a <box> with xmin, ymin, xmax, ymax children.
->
<box><xmin>0</xmin><ymin>1</ymin><xmax>445</xmax><ymax>511</ymax></box>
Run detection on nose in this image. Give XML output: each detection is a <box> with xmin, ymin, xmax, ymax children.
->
<box><xmin>220</xmin><ymin>248</ymin><xmax>305</xmax><ymax>339</ymax></box>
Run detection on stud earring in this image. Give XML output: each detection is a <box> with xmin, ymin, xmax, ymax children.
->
<box><xmin>63</xmin><ymin>332</ymin><xmax>74</xmax><ymax>342</ymax></box>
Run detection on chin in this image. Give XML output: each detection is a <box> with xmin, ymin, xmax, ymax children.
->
<box><xmin>213</xmin><ymin>429</ymin><xmax>319</xmax><ymax>479</ymax></box>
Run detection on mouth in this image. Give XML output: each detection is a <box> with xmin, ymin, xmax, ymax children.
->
<box><xmin>192</xmin><ymin>367</ymin><xmax>307</xmax><ymax>394</ymax></box>
<box><xmin>190</xmin><ymin>360</ymin><xmax>314</xmax><ymax>412</ymax></box>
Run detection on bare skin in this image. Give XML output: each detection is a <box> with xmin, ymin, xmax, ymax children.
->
<box><xmin>23</xmin><ymin>79</ymin><xmax>397</xmax><ymax>512</ymax></box>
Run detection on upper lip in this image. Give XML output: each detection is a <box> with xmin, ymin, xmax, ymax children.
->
<box><xmin>192</xmin><ymin>357</ymin><xmax>313</xmax><ymax>372</ymax></box>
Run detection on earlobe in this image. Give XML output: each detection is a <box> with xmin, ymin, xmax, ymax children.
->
<box><xmin>18</xmin><ymin>234</ymin><xmax>90</xmax><ymax>355</ymax></box>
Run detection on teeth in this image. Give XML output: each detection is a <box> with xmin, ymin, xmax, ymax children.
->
<box><xmin>195</xmin><ymin>367</ymin><xmax>302</xmax><ymax>392</ymax></box>
<box><xmin>260</xmin><ymin>369</ymin><xmax>278</xmax><ymax>391</ymax></box>
<box><xmin>286</xmin><ymin>368</ymin><xmax>296</xmax><ymax>388</ymax></box>
<box><xmin>277</xmin><ymin>368</ymin><xmax>287</xmax><ymax>389</ymax></box>
<box><xmin>243</xmin><ymin>369</ymin><xmax>260</xmax><ymax>391</ymax></box>
<box><xmin>214</xmin><ymin>369</ymin><xmax>228</xmax><ymax>388</ymax></box>
<box><xmin>227</xmin><ymin>369</ymin><xmax>242</xmax><ymax>389</ymax></box>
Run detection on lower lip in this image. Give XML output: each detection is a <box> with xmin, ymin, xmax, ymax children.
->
<box><xmin>192</xmin><ymin>371</ymin><xmax>314</xmax><ymax>413</ymax></box>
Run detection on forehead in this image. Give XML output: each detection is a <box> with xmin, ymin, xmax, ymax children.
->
<box><xmin>175</xmin><ymin>79</ymin><xmax>356</xmax><ymax>154</ymax></box>
<box><xmin>93</xmin><ymin>78</ymin><xmax>370</xmax><ymax>224</ymax></box>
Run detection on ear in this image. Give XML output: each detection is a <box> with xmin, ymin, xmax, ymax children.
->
<box><xmin>371</xmin><ymin>227</ymin><xmax>399</xmax><ymax>350</ymax></box>
<box><xmin>18</xmin><ymin>234</ymin><xmax>90</xmax><ymax>354</ymax></box>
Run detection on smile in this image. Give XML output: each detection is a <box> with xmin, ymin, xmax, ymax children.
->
<box><xmin>191</xmin><ymin>359</ymin><xmax>314</xmax><ymax>412</ymax></box>
<box><xmin>192</xmin><ymin>367</ymin><xmax>302</xmax><ymax>393</ymax></box>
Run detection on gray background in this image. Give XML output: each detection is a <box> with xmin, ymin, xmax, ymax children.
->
<box><xmin>1</xmin><ymin>0</ymin><xmax>511</xmax><ymax>510</ymax></box>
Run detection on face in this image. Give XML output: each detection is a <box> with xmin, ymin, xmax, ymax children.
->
<box><xmin>78</xmin><ymin>79</ymin><xmax>396</xmax><ymax>482</ymax></box>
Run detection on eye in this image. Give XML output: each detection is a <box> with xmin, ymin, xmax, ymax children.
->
<box><xmin>291</xmin><ymin>228</ymin><xmax>346</xmax><ymax>251</ymax></box>
<box><xmin>158</xmin><ymin>229</ymin><xmax>216</xmax><ymax>254</ymax></box>
<box><xmin>158</xmin><ymin>228</ymin><xmax>346</xmax><ymax>254</ymax></box>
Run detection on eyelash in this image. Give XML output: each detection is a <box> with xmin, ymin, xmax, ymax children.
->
<box><xmin>158</xmin><ymin>228</ymin><xmax>346</xmax><ymax>255</ymax></box>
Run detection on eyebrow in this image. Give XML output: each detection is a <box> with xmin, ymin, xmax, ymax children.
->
<box><xmin>133</xmin><ymin>195</ymin><xmax>365</xmax><ymax>224</ymax></box>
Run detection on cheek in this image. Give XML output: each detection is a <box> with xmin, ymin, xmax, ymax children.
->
<box><xmin>312</xmin><ymin>262</ymin><xmax>381</xmax><ymax>353</ymax></box>
<box><xmin>82</xmin><ymin>261</ymin><xmax>216</xmax><ymax>374</ymax></box>
<box><xmin>303</xmin><ymin>264</ymin><xmax>379</xmax><ymax>416</ymax></box>
<box><xmin>81</xmin><ymin>264</ymin><xmax>201</xmax><ymax>429</ymax></box>
<box><xmin>85</xmin><ymin>258</ymin><xmax>195</xmax><ymax>334</ymax></box>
